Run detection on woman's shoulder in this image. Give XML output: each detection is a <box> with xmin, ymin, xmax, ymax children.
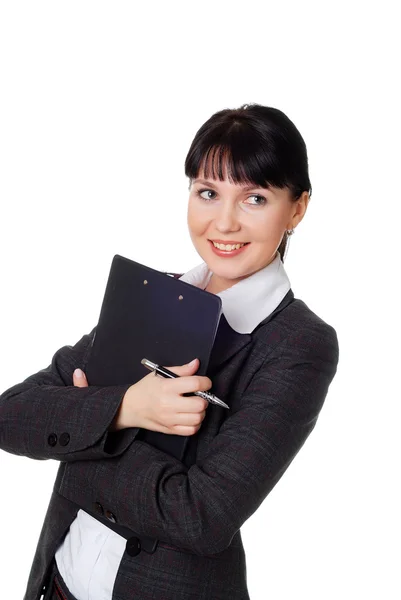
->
<box><xmin>255</xmin><ymin>293</ymin><xmax>339</xmax><ymax>363</ymax></box>
<box><xmin>286</xmin><ymin>295</ymin><xmax>337</xmax><ymax>336</ymax></box>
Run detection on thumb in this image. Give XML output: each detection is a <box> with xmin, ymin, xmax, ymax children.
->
<box><xmin>73</xmin><ymin>368</ymin><xmax>89</xmax><ymax>387</ymax></box>
<box><xmin>165</xmin><ymin>358</ymin><xmax>199</xmax><ymax>376</ymax></box>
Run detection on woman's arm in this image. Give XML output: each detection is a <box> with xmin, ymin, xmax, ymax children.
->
<box><xmin>0</xmin><ymin>328</ymin><xmax>140</xmax><ymax>461</ymax></box>
<box><xmin>58</xmin><ymin>323</ymin><xmax>339</xmax><ymax>556</ymax></box>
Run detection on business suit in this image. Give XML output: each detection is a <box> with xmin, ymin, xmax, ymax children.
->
<box><xmin>0</xmin><ymin>281</ymin><xmax>339</xmax><ymax>600</ymax></box>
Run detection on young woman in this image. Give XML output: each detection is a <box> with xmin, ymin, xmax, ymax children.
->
<box><xmin>0</xmin><ymin>103</ymin><xmax>339</xmax><ymax>600</ymax></box>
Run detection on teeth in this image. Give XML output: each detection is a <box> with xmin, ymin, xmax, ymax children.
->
<box><xmin>212</xmin><ymin>242</ymin><xmax>246</xmax><ymax>251</ymax></box>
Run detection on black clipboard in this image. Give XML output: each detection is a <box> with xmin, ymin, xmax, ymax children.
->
<box><xmin>85</xmin><ymin>254</ymin><xmax>222</xmax><ymax>462</ymax></box>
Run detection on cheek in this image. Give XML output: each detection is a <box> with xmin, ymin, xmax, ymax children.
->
<box><xmin>187</xmin><ymin>203</ymin><xmax>206</xmax><ymax>234</ymax></box>
<box><xmin>251</xmin><ymin>209</ymin><xmax>287</xmax><ymax>241</ymax></box>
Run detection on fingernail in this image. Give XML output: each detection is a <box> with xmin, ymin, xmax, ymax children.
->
<box><xmin>74</xmin><ymin>368</ymin><xmax>84</xmax><ymax>378</ymax></box>
<box><xmin>189</xmin><ymin>358</ymin><xmax>197</xmax><ymax>365</ymax></box>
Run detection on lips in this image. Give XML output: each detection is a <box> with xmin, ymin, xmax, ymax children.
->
<box><xmin>208</xmin><ymin>240</ymin><xmax>250</xmax><ymax>257</ymax></box>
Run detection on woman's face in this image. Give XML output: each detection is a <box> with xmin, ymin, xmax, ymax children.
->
<box><xmin>187</xmin><ymin>168</ymin><xmax>309</xmax><ymax>294</ymax></box>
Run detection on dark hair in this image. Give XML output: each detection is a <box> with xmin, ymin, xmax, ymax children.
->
<box><xmin>184</xmin><ymin>103</ymin><xmax>312</xmax><ymax>262</ymax></box>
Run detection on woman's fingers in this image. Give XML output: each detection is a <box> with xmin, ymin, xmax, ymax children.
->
<box><xmin>73</xmin><ymin>368</ymin><xmax>89</xmax><ymax>387</ymax></box>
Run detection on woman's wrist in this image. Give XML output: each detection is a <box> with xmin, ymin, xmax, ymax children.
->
<box><xmin>109</xmin><ymin>389</ymin><xmax>129</xmax><ymax>431</ymax></box>
<box><xmin>109</xmin><ymin>384</ymin><xmax>140</xmax><ymax>431</ymax></box>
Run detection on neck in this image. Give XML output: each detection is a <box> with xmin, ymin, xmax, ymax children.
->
<box><xmin>205</xmin><ymin>275</ymin><xmax>237</xmax><ymax>295</ymax></box>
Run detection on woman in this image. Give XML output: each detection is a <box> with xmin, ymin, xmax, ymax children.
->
<box><xmin>0</xmin><ymin>103</ymin><xmax>339</xmax><ymax>600</ymax></box>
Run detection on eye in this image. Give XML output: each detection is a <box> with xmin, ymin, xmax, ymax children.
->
<box><xmin>245</xmin><ymin>194</ymin><xmax>267</xmax><ymax>206</ymax></box>
<box><xmin>195</xmin><ymin>189</ymin><xmax>266</xmax><ymax>206</ymax></box>
<box><xmin>196</xmin><ymin>189</ymin><xmax>216</xmax><ymax>201</ymax></box>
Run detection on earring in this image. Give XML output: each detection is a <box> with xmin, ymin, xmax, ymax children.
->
<box><xmin>287</xmin><ymin>228</ymin><xmax>295</xmax><ymax>236</ymax></box>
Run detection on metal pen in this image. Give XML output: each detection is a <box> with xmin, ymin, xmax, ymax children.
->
<box><xmin>141</xmin><ymin>358</ymin><xmax>230</xmax><ymax>409</ymax></box>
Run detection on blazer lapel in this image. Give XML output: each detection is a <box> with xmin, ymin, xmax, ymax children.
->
<box><xmin>207</xmin><ymin>313</ymin><xmax>251</xmax><ymax>375</ymax></box>
<box><xmin>207</xmin><ymin>288</ymin><xmax>295</xmax><ymax>374</ymax></box>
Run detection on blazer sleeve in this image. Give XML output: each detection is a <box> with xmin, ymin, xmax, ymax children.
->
<box><xmin>58</xmin><ymin>323</ymin><xmax>340</xmax><ymax>556</ymax></box>
<box><xmin>0</xmin><ymin>327</ymin><xmax>140</xmax><ymax>461</ymax></box>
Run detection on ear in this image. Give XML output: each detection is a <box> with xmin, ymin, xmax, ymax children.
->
<box><xmin>289</xmin><ymin>191</ymin><xmax>310</xmax><ymax>229</ymax></box>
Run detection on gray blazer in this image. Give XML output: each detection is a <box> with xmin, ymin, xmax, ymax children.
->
<box><xmin>0</xmin><ymin>285</ymin><xmax>339</xmax><ymax>600</ymax></box>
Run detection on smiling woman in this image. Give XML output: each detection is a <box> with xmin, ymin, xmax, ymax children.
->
<box><xmin>0</xmin><ymin>102</ymin><xmax>339</xmax><ymax>600</ymax></box>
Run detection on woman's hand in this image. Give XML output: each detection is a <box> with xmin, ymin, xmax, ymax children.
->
<box><xmin>72</xmin><ymin>359</ymin><xmax>211</xmax><ymax>435</ymax></box>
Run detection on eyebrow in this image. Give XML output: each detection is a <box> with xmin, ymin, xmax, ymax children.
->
<box><xmin>193</xmin><ymin>178</ymin><xmax>268</xmax><ymax>192</ymax></box>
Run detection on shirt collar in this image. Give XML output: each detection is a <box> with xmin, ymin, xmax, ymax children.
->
<box><xmin>178</xmin><ymin>251</ymin><xmax>291</xmax><ymax>334</ymax></box>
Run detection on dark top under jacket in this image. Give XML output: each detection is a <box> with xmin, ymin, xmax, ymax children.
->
<box><xmin>0</xmin><ymin>281</ymin><xmax>339</xmax><ymax>600</ymax></box>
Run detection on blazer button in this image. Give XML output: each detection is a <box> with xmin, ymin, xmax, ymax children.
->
<box><xmin>59</xmin><ymin>432</ymin><xmax>70</xmax><ymax>446</ymax></box>
<box><xmin>126</xmin><ymin>536</ymin><xmax>141</xmax><ymax>557</ymax></box>
<box><xmin>105</xmin><ymin>510</ymin><xmax>117</xmax><ymax>523</ymax></box>
<box><xmin>93</xmin><ymin>502</ymin><xmax>104</xmax><ymax>515</ymax></box>
<box><xmin>47</xmin><ymin>433</ymin><xmax>57</xmax><ymax>446</ymax></box>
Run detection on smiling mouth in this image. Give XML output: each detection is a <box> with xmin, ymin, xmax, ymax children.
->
<box><xmin>208</xmin><ymin>240</ymin><xmax>251</xmax><ymax>256</ymax></box>
<box><xmin>209</xmin><ymin>241</ymin><xmax>250</xmax><ymax>250</ymax></box>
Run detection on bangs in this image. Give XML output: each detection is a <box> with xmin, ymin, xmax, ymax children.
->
<box><xmin>185</xmin><ymin>126</ymin><xmax>295</xmax><ymax>191</ymax></box>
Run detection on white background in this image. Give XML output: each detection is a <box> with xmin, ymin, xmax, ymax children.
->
<box><xmin>0</xmin><ymin>1</ymin><xmax>399</xmax><ymax>598</ymax></box>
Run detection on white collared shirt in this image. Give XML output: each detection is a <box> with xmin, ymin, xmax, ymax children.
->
<box><xmin>55</xmin><ymin>251</ymin><xmax>291</xmax><ymax>600</ymax></box>
<box><xmin>178</xmin><ymin>250</ymin><xmax>291</xmax><ymax>334</ymax></box>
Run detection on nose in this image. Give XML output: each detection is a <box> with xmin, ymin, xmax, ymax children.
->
<box><xmin>214</xmin><ymin>202</ymin><xmax>241</xmax><ymax>233</ymax></box>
